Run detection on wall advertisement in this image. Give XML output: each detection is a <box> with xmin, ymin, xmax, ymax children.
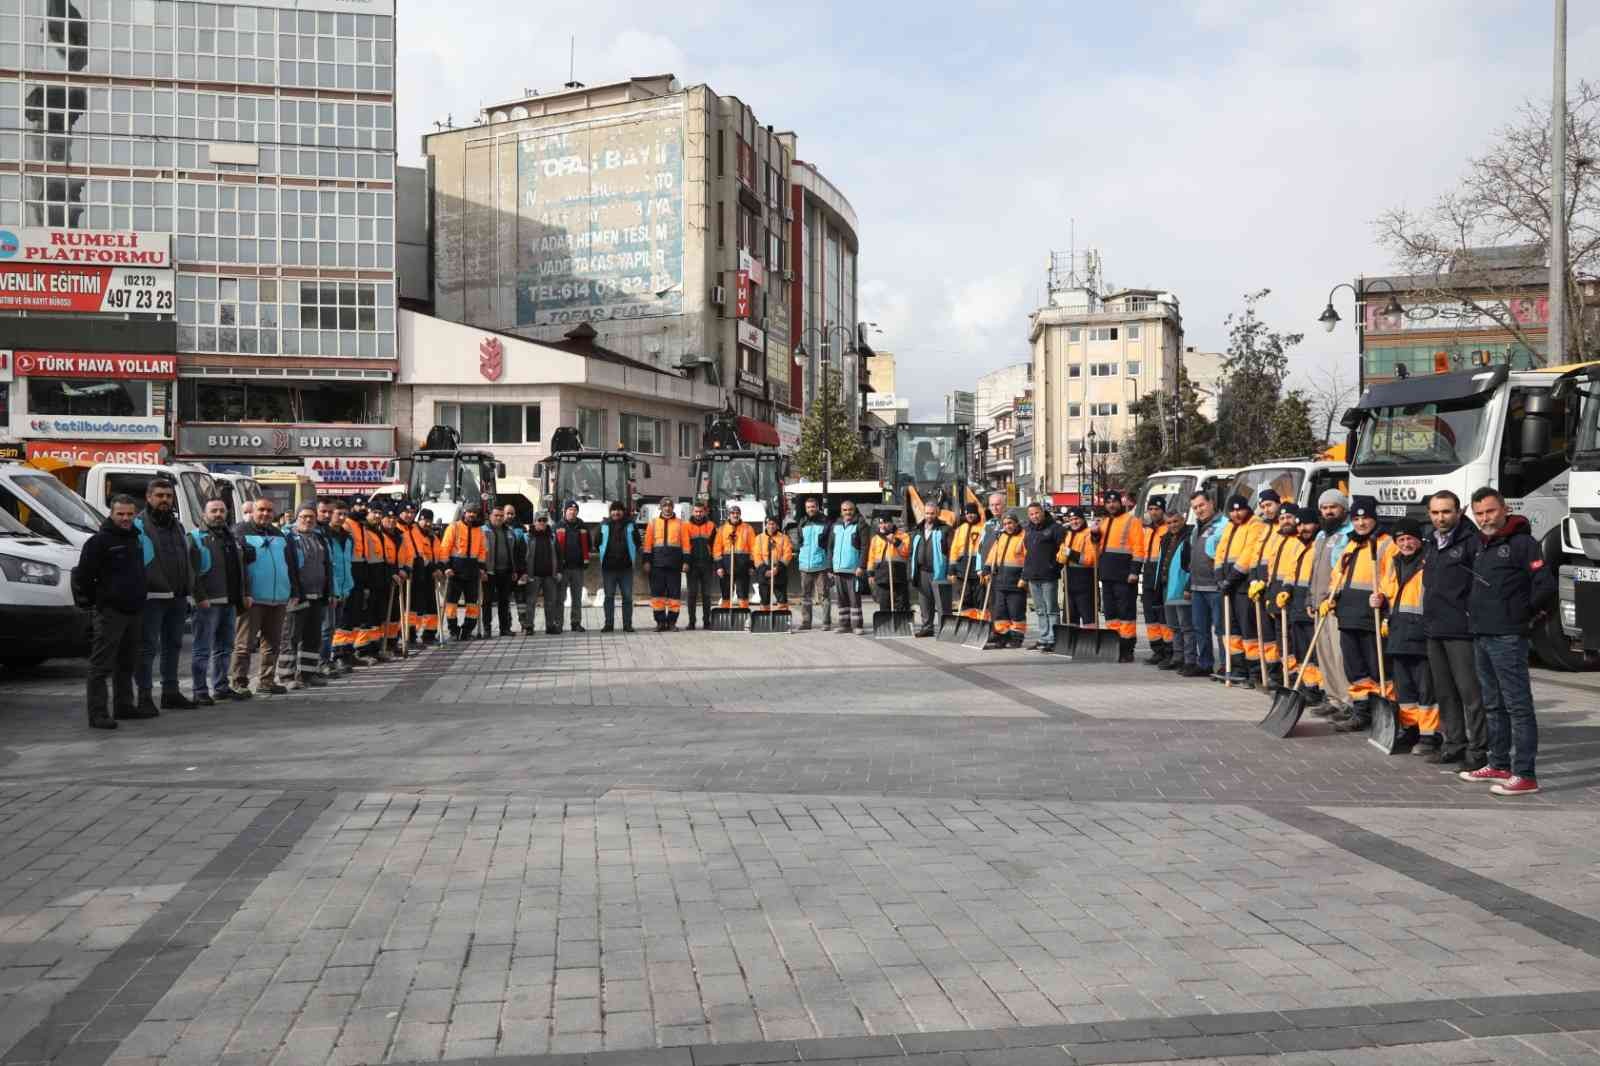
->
<box><xmin>515</xmin><ymin>104</ymin><xmax>686</xmax><ymax>328</ymax></box>
<box><xmin>13</xmin><ymin>352</ymin><xmax>177</xmax><ymax>379</ymax></box>
<box><xmin>178</xmin><ymin>424</ymin><xmax>396</xmax><ymax>458</ymax></box>
<box><xmin>26</xmin><ymin>415</ymin><xmax>166</xmax><ymax>439</ymax></box>
<box><xmin>0</xmin><ymin>228</ymin><xmax>171</xmax><ymax>267</ymax></box>
<box><xmin>0</xmin><ymin>264</ymin><xmax>175</xmax><ymax>314</ymax></box>
<box><xmin>1365</xmin><ymin>296</ymin><xmax>1549</xmax><ymax>335</ymax></box>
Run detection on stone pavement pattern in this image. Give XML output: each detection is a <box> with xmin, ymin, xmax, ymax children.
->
<box><xmin>2</xmin><ymin>625</ymin><xmax>1600</xmax><ymax>1065</ymax></box>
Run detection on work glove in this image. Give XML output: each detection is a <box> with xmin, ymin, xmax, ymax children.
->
<box><xmin>1066</xmin><ymin>550</ymin><xmax>1081</xmax><ymax>566</ymax></box>
<box><xmin>1318</xmin><ymin>599</ymin><xmax>1333</xmax><ymax>617</ymax></box>
<box><xmin>1274</xmin><ymin>590</ymin><xmax>1291</xmax><ymax>609</ymax></box>
<box><xmin>1247</xmin><ymin>580</ymin><xmax>1265</xmax><ymax>601</ymax></box>
<box><xmin>1380</xmin><ymin>620</ymin><xmax>1389</xmax><ymax>638</ymax></box>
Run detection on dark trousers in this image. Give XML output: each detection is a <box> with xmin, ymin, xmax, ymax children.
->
<box><xmin>191</xmin><ymin>603</ymin><xmax>235</xmax><ymax>696</ymax></box>
<box><xmin>993</xmin><ymin>583</ymin><xmax>1027</xmax><ymax>640</ymax></box>
<box><xmin>562</xmin><ymin>567</ymin><xmax>586</xmax><ymax>626</ymax></box>
<box><xmin>1290</xmin><ymin>618</ymin><xmax>1316</xmax><ymax>686</ymax></box>
<box><xmin>446</xmin><ymin>573</ymin><xmax>482</xmax><ymax>636</ymax></box>
<box><xmin>686</xmin><ymin>567</ymin><xmax>717</xmax><ymax>626</ymax></box>
<box><xmin>295</xmin><ymin>599</ymin><xmax>325</xmax><ymax>677</ymax></box>
<box><xmin>833</xmin><ymin>571</ymin><xmax>864</xmax><ymax>630</ymax></box>
<box><xmin>916</xmin><ymin>573</ymin><xmax>949</xmax><ymax>633</ymax></box>
<box><xmin>1339</xmin><ymin>625</ymin><xmax>1386</xmax><ymax>707</ymax></box>
<box><xmin>719</xmin><ymin>561</ymin><xmax>751</xmax><ymax>606</ymax></box>
<box><xmin>1476</xmin><ymin>634</ymin><xmax>1537</xmax><ymax>778</ymax></box>
<box><xmin>88</xmin><ymin>607</ymin><xmax>141</xmax><ymax>719</ymax></box>
<box><xmin>409</xmin><ymin>568</ymin><xmax>439</xmax><ymax>641</ymax></box>
<box><xmin>1226</xmin><ymin>587</ymin><xmax>1256</xmax><ymax>672</ymax></box>
<box><xmin>136</xmin><ymin>596</ymin><xmax>187</xmax><ymax>695</ymax></box>
<box><xmin>1391</xmin><ymin>651</ymin><xmax>1436</xmax><ymax>731</ymax></box>
<box><xmin>1066</xmin><ymin>570</ymin><xmax>1096</xmax><ymax>626</ymax></box>
<box><xmin>1191</xmin><ymin>590</ymin><xmax>1221</xmax><ymax>671</ymax></box>
<box><xmin>525</xmin><ymin>574</ymin><xmax>561</xmax><ymax>632</ymax></box>
<box><xmin>602</xmin><ymin>568</ymin><xmax>634</xmax><ymax>628</ymax></box>
<box><xmin>1429</xmin><ymin>637</ymin><xmax>1486</xmax><ymax>764</ymax></box>
<box><xmin>1101</xmin><ymin>577</ymin><xmax>1137</xmax><ymax>641</ymax></box>
<box><xmin>649</xmin><ymin>565</ymin><xmax>684</xmax><ymax>625</ymax></box>
<box><xmin>483</xmin><ymin>571</ymin><xmax>514</xmax><ymax>635</ymax></box>
<box><xmin>756</xmin><ymin>564</ymin><xmax>788</xmax><ymax>606</ymax></box>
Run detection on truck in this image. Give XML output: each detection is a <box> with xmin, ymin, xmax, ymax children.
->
<box><xmin>535</xmin><ymin>426</ymin><xmax>647</xmax><ymax>528</ymax></box>
<box><xmin>1226</xmin><ymin>457</ymin><xmax>1348</xmax><ymax>512</ymax></box>
<box><xmin>886</xmin><ymin>422</ymin><xmax>976</xmax><ymax>525</ymax></box>
<box><xmin>783</xmin><ymin>479</ymin><xmax>891</xmax><ymax>523</ymax></box>
<box><xmin>80</xmin><ymin>462</ymin><xmax>219</xmax><ymax>531</ymax></box>
<box><xmin>690</xmin><ymin>415</ymin><xmax>788</xmax><ymax>525</ymax></box>
<box><xmin>1342</xmin><ymin>363</ymin><xmax>1587</xmax><ymax>669</ymax></box>
<box><xmin>1554</xmin><ymin>363</ymin><xmax>1600</xmax><ymax>660</ymax></box>
<box><xmin>407</xmin><ymin>425</ymin><xmax>502</xmax><ymax>528</ymax></box>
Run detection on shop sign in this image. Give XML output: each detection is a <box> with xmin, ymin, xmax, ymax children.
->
<box><xmin>1365</xmin><ymin>296</ymin><xmax>1549</xmax><ymax>335</ymax></box>
<box><xmin>478</xmin><ymin>336</ymin><xmax>504</xmax><ymax>381</ymax></box>
<box><xmin>737</xmin><ymin>369</ymin><xmax>764</xmax><ymax>392</ymax></box>
<box><xmin>866</xmin><ymin>393</ymin><xmax>899</xmax><ymax>411</ymax></box>
<box><xmin>738</xmin><ymin>249</ymin><xmax>765</xmax><ymax>287</ymax></box>
<box><xmin>304</xmin><ymin>456</ymin><xmax>396</xmax><ymax>485</ymax></box>
<box><xmin>775</xmin><ymin>412</ymin><xmax>801</xmax><ymax>452</ymax></box>
<box><xmin>0</xmin><ymin>442</ymin><xmax>23</xmax><ymax>461</ymax></box>
<box><xmin>13</xmin><ymin>352</ymin><xmax>177</xmax><ymax>379</ymax></box>
<box><xmin>26</xmin><ymin>440</ymin><xmax>165</xmax><ymax>465</ymax></box>
<box><xmin>734</xmin><ymin>270</ymin><xmax>751</xmax><ymax>319</ymax></box>
<box><xmin>0</xmin><ymin>263</ymin><xmax>175</xmax><ymax>314</ymax></box>
<box><xmin>0</xmin><ymin>350</ymin><xmax>10</xmax><ymax>384</ymax></box>
<box><xmin>177</xmin><ymin>423</ymin><xmax>396</xmax><ymax>458</ymax></box>
<box><xmin>736</xmin><ymin>320</ymin><xmax>764</xmax><ymax>350</ymax></box>
<box><xmin>26</xmin><ymin>415</ymin><xmax>165</xmax><ymax>439</ymax></box>
<box><xmin>0</xmin><ymin>228</ymin><xmax>171</xmax><ymax>267</ymax></box>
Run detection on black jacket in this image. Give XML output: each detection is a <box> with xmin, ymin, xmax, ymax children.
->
<box><xmin>525</xmin><ymin>528</ymin><xmax>558</xmax><ymax>578</ymax></box>
<box><xmin>190</xmin><ymin>523</ymin><xmax>246</xmax><ymax>609</ymax></box>
<box><xmin>1021</xmin><ymin>518</ymin><xmax>1065</xmax><ymax>581</ymax></box>
<box><xmin>1469</xmin><ymin>514</ymin><xmax>1556</xmax><ymax>637</ymax></box>
<box><xmin>1421</xmin><ymin>518</ymin><xmax>1479</xmax><ymax>640</ymax></box>
<box><xmin>74</xmin><ymin>518</ymin><xmax>148</xmax><ymax>614</ymax></box>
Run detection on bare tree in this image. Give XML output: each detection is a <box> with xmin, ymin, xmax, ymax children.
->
<box><xmin>1374</xmin><ymin>81</ymin><xmax>1600</xmax><ymax>361</ymax></box>
<box><xmin>1304</xmin><ymin>364</ymin><xmax>1356</xmax><ymax>446</ymax></box>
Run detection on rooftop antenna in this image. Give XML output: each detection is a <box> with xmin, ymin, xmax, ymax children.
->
<box><xmin>563</xmin><ymin>36</ymin><xmax>583</xmax><ymax>89</ymax></box>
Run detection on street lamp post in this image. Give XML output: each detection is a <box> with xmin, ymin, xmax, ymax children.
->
<box><xmin>794</xmin><ymin>324</ymin><xmax>863</xmax><ymax>505</ymax></box>
<box><xmin>1086</xmin><ymin>426</ymin><xmax>1099</xmax><ymax>501</ymax></box>
<box><xmin>1551</xmin><ymin>0</ymin><xmax>1568</xmax><ymax>366</ymax></box>
<box><xmin>1317</xmin><ymin>279</ymin><xmax>1406</xmax><ymax>390</ymax></box>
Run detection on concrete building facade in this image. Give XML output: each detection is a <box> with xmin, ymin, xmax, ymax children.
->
<box><xmin>423</xmin><ymin>75</ymin><xmax>806</xmax><ymax>433</ymax></box>
<box><xmin>786</xmin><ymin>155</ymin><xmax>864</xmax><ymax>431</ymax></box>
<box><xmin>1031</xmin><ymin>286</ymin><xmax>1183</xmax><ymax>494</ymax></box>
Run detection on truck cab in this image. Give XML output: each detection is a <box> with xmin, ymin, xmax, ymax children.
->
<box><xmin>889</xmin><ymin>422</ymin><xmax>971</xmax><ymax>524</ymax></box>
<box><xmin>407</xmin><ymin>425</ymin><xmax>501</xmax><ymax>528</ymax></box>
<box><xmin>81</xmin><ymin>462</ymin><xmax>219</xmax><ymax>531</ymax></box>
<box><xmin>537</xmin><ymin>426</ymin><xmax>646</xmax><ymax>528</ymax></box>
<box><xmin>0</xmin><ymin>506</ymin><xmax>90</xmax><ymax>669</ymax></box>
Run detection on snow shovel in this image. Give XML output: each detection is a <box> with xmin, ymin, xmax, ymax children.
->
<box><xmin>1260</xmin><ymin>603</ymin><xmax>1334</xmax><ymax>738</ymax></box>
<box><xmin>1078</xmin><ymin>555</ymin><xmax>1119</xmax><ymax>662</ymax></box>
<box><xmin>1049</xmin><ymin>570</ymin><xmax>1076</xmax><ymax>658</ymax></box>
<box><xmin>874</xmin><ymin>549</ymin><xmax>915</xmax><ymax>637</ymax></box>
<box><xmin>709</xmin><ymin>542</ymin><xmax>749</xmax><ymax>631</ymax></box>
<box><xmin>963</xmin><ymin>574</ymin><xmax>996</xmax><ymax>649</ymax></box>
<box><xmin>1368</xmin><ymin>606</ymin><xmax>1404</xmax><ymax>754</ymax></box>
<box><xmin>398</xmin><ymin>574</ymin><xmax>411</xmax><ymax>658</ymax></box>
<box><xmin>940</xmin><ymin>539</ymin><xmax>977</xmax><ymax>642</ymax></box>
<box><xmin>751</xmin><ymin>561</ymin><xmax>790</xmax><ymax>633</ymax></box>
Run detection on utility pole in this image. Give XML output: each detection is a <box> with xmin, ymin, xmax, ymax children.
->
<box><xmin>1550</xmin><ymin>0</ymin><xmax>1568</xmax><ymax>364</ymax></box>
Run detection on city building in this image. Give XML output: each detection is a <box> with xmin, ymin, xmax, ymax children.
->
<box><xmin>978</xmin><ymin>388</ymin><xmax>1033</xmax><ymax>502</ymax></box>
<box><xmin>786</xmin><ymin>153</ymin><xmax>865</xmax><ymax>433</ymax></box>
<box><xmin>973</xmin><ymin>363</ymin><xmax>1030</xmax><ymax>438</ymax></box>
<box><xmin>1348</xmin><ymin>246</ymin><xmax>1550</xmax><ymax>387</ymax></box>
<box><xmin>1182</xmin><ymin>347</ymin><xmax>1224</xmax><ymax>419</ymax></box>
<box><xmin>395</xmin><ymin>312</ymin><xmax>722</xmax><ymax>498</ymax></box>
<box><xmin>1014</xmin><ymin>394</ymin><xmax>1034</xmax><ymax>500</ymax></box>
<box><xmin>1030</xmin><ymin>266</ymin><xmax>1183</xmax><ymax>494</ymax></box>
<box><xmin>865</xmin><ymin>350</ymin><xmax>895</xmax><ymax>396</ymax></box>
<box><xmin>944</xmin><ymin>389</ymin><xmax>974</xmax><ymax>426</ymax></box>
<box><xmin>1</xmin><ymin>0</ymin><xmax>401</xmax><ymax>482</ymax></box>
<box><xmin>423</xmin><ymin>74</ymin><xmax>850</xmax><ymax>442</ymax></box>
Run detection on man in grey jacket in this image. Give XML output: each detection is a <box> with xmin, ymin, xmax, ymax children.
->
<box><xmin>283</xmin><ymin>505</ymin><xmax>333</xmax><ymax>688</ymax></box>
<box><xmin>135</xmin><ymin>476</ymin><xmax>195</xmax><ymax>713</ymax></box>
<box><xmin>188</xmin><ymin>497</ymin><xmax>246</xmax><ymax>704</ymax></box>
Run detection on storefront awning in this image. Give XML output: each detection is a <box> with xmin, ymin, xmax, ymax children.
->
<box><xmin>735</xmin><ymin>416</ymin><xmax>781</xmax><ymax>447</ymax></box>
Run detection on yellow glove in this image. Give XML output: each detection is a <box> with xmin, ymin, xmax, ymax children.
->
<box><xmin>1318</xmin><ymin>599</ymin><xmax>1334</xmax><ymax>617</ymax></box>
<box><xmin>1247</xmin><ymin>580</ymin><xmax>1265</xmax><ymax>601</ymax></box>
<box><xmin>1275</xmin><ymin>590</ymin><xmax>1290</xmax><ymax>609</ymax></box>
<box><xmin>1380</xmin><ymin>620</ymin><xmax>1389</xmax><ymax>638</ymax></box>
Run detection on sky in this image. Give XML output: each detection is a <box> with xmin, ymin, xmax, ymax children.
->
<box><xmin>396</xmin><ymin>0</ymin><xmax>1600</xmax><ymax>420</ymax></box>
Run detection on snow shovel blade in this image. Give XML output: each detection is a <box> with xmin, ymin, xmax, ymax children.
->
<box><xmin>962</xmin><ymin>615</ymin><xmax>992</xmax><ymax>649</ymax></box>
<box><xmin>767</xmin><ymin>607</ymin><xmax>791</xmax><ymax>633</ymax></box>
<box><xmin>708</xmin><ymin>604</ymin><xmax>742</xmax><ymax>631</ymax></box>
<box><xmin>1089</xmin><ymin>626</ymin><xmax>1120</xmax><ymax>662</ymax></box>
<box><xmin>1259</xmin><ymin>686</ymin><xmax>1307</xmax><ymax>738</ymax></box>
<box><xmin>749</xmin><ymin>607</ymin><xmax>774</xmax><ymax>634</ymax></box>
<box><xmin>1048</xmin><ymin>632</ymin><xmax>1076</xmax><ymax>658</ymax></box>
<box><xmin>937</xmin><ymin>612</ymin><xmax>962</xmax><ymax>642</ymax></box>
<box><xmin>874</xmin><ymin>608</ymin><xmax>915</xmax><ymax>638</ymax></box>
<box><xmin>1368</xmin><ymin>696</ymin><xmax>1404</xmax><ymax>754</ymax></box>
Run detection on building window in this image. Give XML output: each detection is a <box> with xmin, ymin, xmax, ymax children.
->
<box><xmin>621</xmin><ymin>413</ymin><xmax>665</xmax><ymax>456</ymax></box>
<box><xmin>434</xmin><ymin>402</ymin><xmax>540</xmax><ymax>445</ymax></box>
<box><xmin>1068</xmin><ymin>365</ymin><xmax>1081</xmax><ymax>378</ymax></box>
<box><xmin>679</xmin><ymin>422</ymin><xmax>699</xmax><ymax>458</ymax></box>
<box><xmin>1067</xmin><ymin>328</ymin><xmax>1081</xmax><ymax>342</ymax></box>
<box><xmin>717</xmin><ymin>202</ymin><xmax>724</xmax><ymax>248</ymax></box>
<box><xmin>1127</xmin><ymin>361</ymin><xmax>1141</xmax><ymax>376</ymax></box>
<box><xmin>1089</xmin><ymin>402</ymin><xmax>1119</xmax><ymax>417</ymax></box>
<box><xmin>717</xmin><ymin>130</ymin><xmax>724</xmax><ymax>177</ymax></box>
<box><xmin>1066</xmin><ymin>402</ymin><xmax>1081</xmax><ymax>417</ymax></box>
<box><xmin>577</xmin><ymin>406</ymin><xmax>605</xmax><ymax>448</ymax></box>
<box><xmin>29</xmin><ymin>378</ymin><xmax>150</xmax><ymax>417</ymax></box>
<box><xmin>178</xmin><ymin>380</ymin><xmax>378</xmax><ymax>423</ymax></box>
<box><xmin>1088</xmin><ymin>327</ymin><xmax>1119</xmax><ymax>341</ymax></box>
<box><xmin>1126</xmin><ymin>324</ymin><xmax>1141</xmax><ymax>340</ymax></box>
<box><xmin>1089</xmin><ymin>362</ymin><xmax>1118</xmax><ymax>377</ymax></box>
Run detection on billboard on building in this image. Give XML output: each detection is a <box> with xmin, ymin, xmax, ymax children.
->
<box><xmin>515</xmin><ymin>104</ymin><xmax>685</xmax><ymax>328</ymax></box>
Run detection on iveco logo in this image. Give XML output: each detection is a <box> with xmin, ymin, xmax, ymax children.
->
<box><xmin>1376</xmin><ymin>486</ymin><xmax>1419</xmax><ymax>502</ymax></box>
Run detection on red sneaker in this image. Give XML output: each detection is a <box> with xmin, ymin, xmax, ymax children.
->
<box><xmin>1490</xmin><ymin>776</ymin><xmax>1540</xmax><ymax>797</ymax></box>
<box><xmin>1458</xmin><ymin>766</ymin><xmax>1513</xmax><ymax>783</ymax></box>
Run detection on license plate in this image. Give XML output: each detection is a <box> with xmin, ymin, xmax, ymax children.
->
<box><xmin>1569</xmin><ymin>566</ymin><xmax>1600</xmax><ymax>583</ymax></box>
<box><xmin>1377</xmin><ymin>504</ymin><xmax>1409</xmax><ymax>517</ymax></box>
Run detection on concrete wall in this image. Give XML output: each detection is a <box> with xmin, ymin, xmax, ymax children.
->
<box><xmin>396</xmin><ymin>164</ymin><xmax>430</xmax><ymax>307</ymax></box>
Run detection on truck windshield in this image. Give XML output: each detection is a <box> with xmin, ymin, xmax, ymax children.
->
<box><xmin>410</xmin><ymin>456</ymin><xmax>456</xmax><ymax>502</ymax></box>
<box><xmin>1137</xmin><ymin>475</ymin><xmax>1196</xmax><ymax>517</ymax></box>
<box><xmin>556</xmin><ymin>458</ymin><xmax>626</xmax><ymax>505</ymax></box>
<box><xmin>1351</xmin><ymin>399</ymin><xmax>1490</xmax><ymax>473</ymax></box>
<box><xmin>1575</xmin><ymin>378</ymin><xmax>1600</xmax><ymax>466</ymax></box>
<box><xmin>894</xmin><ymin>427</ymin><xmax>965</xmax><ymax>490</ymax></box>
<box><xmin>1229</xmin><ymin>467</ymin><xmax>1304</xmax><ymax>507</ymax></box>
<box><xmin>709</xmin><ymin>456</ymin><xmax>778</xmax><ymax>502</ymax></box>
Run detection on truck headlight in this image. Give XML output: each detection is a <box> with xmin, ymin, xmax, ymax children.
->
<box><xmin>0</xmin><ymin>555</ymin><xmax>62</xmax><ymax>586</ymax></box>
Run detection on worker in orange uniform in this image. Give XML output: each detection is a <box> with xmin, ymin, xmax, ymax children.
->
<box><xmin>1374</xmin><ymin>515</ymin><xmax>1436</xmax><ymax>752</ymax></box>
<box><xmin>378</xmin><ymin>506</ymin><xmax>412</xmax><ymax>657</ymax></box>
<box><xmin>867</xmin><ymin>513</ymin><xmax>911</xmax><ymax>618</ymax></box>
<box><xmin>1275</xmin><ymin>507</ymin><xmax>1325</xmax><ymax>699</ymax></box>
<box><xmin>1256</xmin><ymin>504</ymin><xmax>1301</xmax><ymax>686</ymax></box>
<box><xmin>947</xmin><ymin>504</ymin><xmax>986</xmax><ymax>614</ymax></box>
<box><xmin>1056</xmin><ymin>508</ymin><xmax>1099</xmax><ymax>628</ymax></box>
<box><xmin>1092</xmin><ymin>489</ymin><xmax>1143</xmax><ymax>663</ymax></box>
<box><xmin>982</xmin><ymin>510</ymin><xmax>1027</xmax><ymax>649</ymax></box>
<box><xmin>1230</xmin><ymin>489</ymin><xmax>1280</xmax><ymax>684</ymax></box>
<box><xmin>713</xmin><ymin>504</ymin><xmax>756</xmax><ymax>610</ymax></box>
<box><xmin>356</xmin><ymin>505</ymin><xmax>390</xmax><ymax>662</ymax></box>
<box><xmin>399</xmin><ymin>501</ymin><xmax>440</xmax><ymax>648</ymax></box>
<box><xmin>752</xmin><ymin>515</ymin><xmax>794</xmax><ymax>610</ymax></box>
<box><xmin>441</xmin><ymin>503</ymin><xmax>488</xmax><ymax>640</ymax></box>
<box><xmin>1212</xmin><ymin>495</ymin><xmax>1256</xmax><ymax>683</ymax></box>
<box><xmin>642</xmin><ymin>496</ymin><xmax>691</xmax><ymax>632</ymax></box>
<box><xmin>1326</xmin><ymin>496</ymin><xmax>1394</xmax><ymax>733</ymax></box>
<box><xmin>1137</xmin><ymin>496</ymin><xmax>1172</xmax><ymax>665</ymax></box>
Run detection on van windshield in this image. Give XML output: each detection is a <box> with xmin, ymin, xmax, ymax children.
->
<box><xmin>13</xmin><ymin>472</ymin><xmax>104</xmax><ymax>534</ymax></box>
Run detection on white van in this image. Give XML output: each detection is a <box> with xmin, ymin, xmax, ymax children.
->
<box><xmin>81</xmin><ymin>462</ymin><xmax>218</xmax><ymax>529</ymax></box>
<box><xmin>213</xmin><ymin>472</ymin><xmax>263</xmax><ymax>523</ymax></box>
<box><xmin>0</xmin><ymin>506</ymin><xmax>91</xmax><ymax>668</ymax></box>
<box><xmin>0</xmin><ymin>462</ymin><xmax>106</xmax><ymax>547</ymax></box>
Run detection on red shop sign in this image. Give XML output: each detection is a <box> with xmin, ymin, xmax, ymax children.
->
<box><xmin>26</xmin><ymin>440</ymin><xmax>166</xmax><ymax>465</ymax></box>
<box><xmin>14</xmin><ymin>351</ymin><xmax>177</xmax><ymax>379</ymax></box>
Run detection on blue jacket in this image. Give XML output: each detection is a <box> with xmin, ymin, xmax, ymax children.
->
<box><xmin>829</xmin><ymin>518</ymin><xmax>867</xmax><ymax>573</ymax></box>
<box><xmin>1314</xmin><ymin>519</ymin><xmax>1354</xmax><ymax>575</ymax></box>
<box><xmin>327</xmin><ymin>529</ymin><xmax>355</xmax><ymax>599</ymax></box>
<box><xmin>795</xmin><ymin>516</ymin><xmax>832</xmax><ymax>572</ymax></box>
<box><xmin>910</xmin><ymin>524</ymin><xmax>950</xmax><ymax>582</ymax></box>
<box><xmin>596</xmin><ymin>519</ymin><xmax>639</xmax><ymax>568</ymax></box>
<box><xmin>233</xmin><ymin>521</ymin><xmax>300</xmax><ymax>605</ymax></box>
<box><xmin>1162</xmin><ymin>526</ymin><xmax>1192</xmax><ymax>605</ymax></box>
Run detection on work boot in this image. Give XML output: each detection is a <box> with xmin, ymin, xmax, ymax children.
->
<box><xmin>1117</xmin><ymin>637</ymin><xmax>1136</xmax><ymax>664</ymax></box>
<box><xmin>195</xmin><ymin>691</ymin><xmax>215</xmax><ymax>706</ymax></box>
<box><xmin>126</xmin><ymin>693</ymin><xmax>160</xmax><ymax>719</ymax></box>
<box><xmin>1333</xmin><ymin>714</ymin><xmax>1371</xmax><ymax>733</ymax></box>
<box><xmin>160</xmin><ymin>688</ymin><xmax>196</xmax><ymax>710</ymax></box>
<box><xmin>88</xmin><ymin>710</ymin><xmax>117</xmax><ymax>730</ymax></box>
<box><xmin>301</xmin><ymin>672</ymin><xmax>328</xmax><ymax>688</ymax></box>
<box><xmin>1143</xmin><ymin>643</ymin><xmax>1165</xmax><ymax>665</ymax></box>
<box><xmin>982</xmin><ymin>634</ymin><xmax>1004</xmax><ymax>650</ymax></box>
<box><xmin>687</xmin><ymin>620</ymin><xmax>697</xmax><ymax>630</ymax></box>
<box><xmin>1159</xmin><ymin>656</ymin><xmax>1183</xmax><ymax>672</ymax></box>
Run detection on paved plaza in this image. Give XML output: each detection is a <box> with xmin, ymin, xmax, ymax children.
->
<box><xmin>4</xmin><ymin>616</ymin><xmax>1600</xmax><ymax>1066</ymax></box>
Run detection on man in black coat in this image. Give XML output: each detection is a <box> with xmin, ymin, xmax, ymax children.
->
<box><xmin>73</xmin><ymin>495</ymin><xmax>148</xmax><ymax>729</ymax></box>
<box><xmin>1421</xmin><ymin>490</ymin><xmax>1483</xmax><ymax>767</ymax></box>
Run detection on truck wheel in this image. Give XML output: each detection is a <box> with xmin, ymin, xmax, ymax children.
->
<box><xmin>1531</xmin><ymin>610</ymin><xmax>1588</xmax><ymax>671</ymax></box>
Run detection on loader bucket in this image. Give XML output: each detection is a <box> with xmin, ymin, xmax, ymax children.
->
<box><xmin>1368</xmin><ymin>695</ymin><xmax>1405</xmax><ymax>754</ymax></box>
<box><xmin>1259</xmin><ymin>686</ymin><xmax>1308</xmax><ymax>738</ymax></box>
